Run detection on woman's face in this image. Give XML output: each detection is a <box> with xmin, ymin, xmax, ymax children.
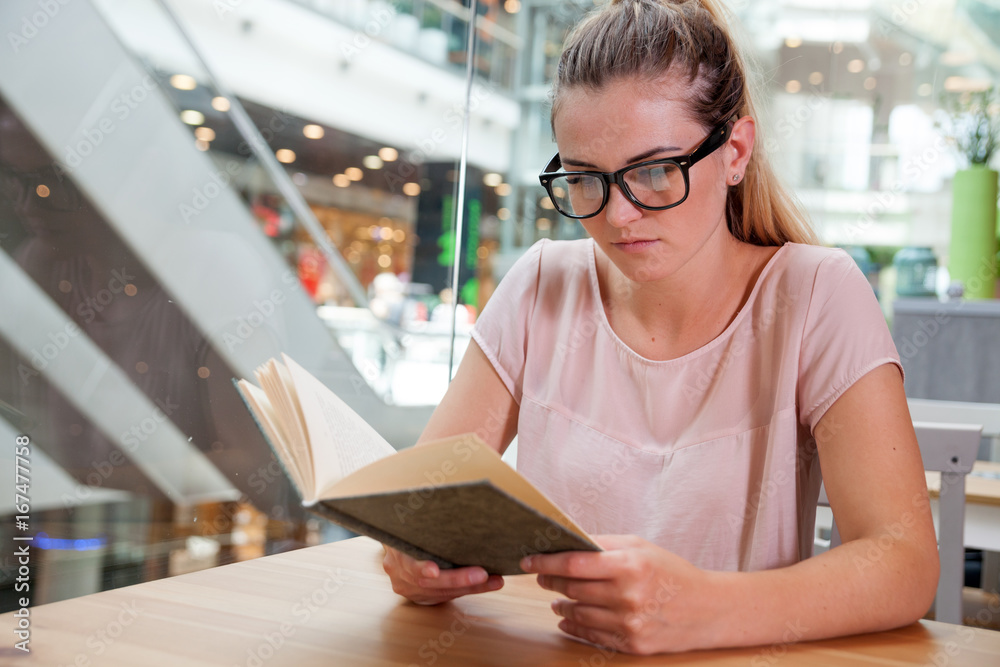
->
<box><xmin>553</xmin><ymin>76</ymin><xmax>738</xmax><ymax>283</ymax></box>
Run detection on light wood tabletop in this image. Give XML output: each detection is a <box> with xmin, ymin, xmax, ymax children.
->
<box><xmin>2</xmin><ymin>536</ymin><xmax>999</xmax><ymax>666</ymax></box>
<box><xmin>927</xmin><ymin>461</ymin><xmax>1000</xmax><ymax>507</ymax></box>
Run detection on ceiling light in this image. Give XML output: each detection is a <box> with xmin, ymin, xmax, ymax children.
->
<box><xmin>785</xmin><ymin>80</ymin><xmax>801</xmax><ymax>93</ymax></box>
<box><xmin>170</xmin><ymin>74</ymin><xmax>197</xmax><ymax>91</ymax></box>
<box><xmin>504</xmin><ymin>0</ymin><xmax>521</xmax><ymax>12</ymax></box>
<box><xmin>808</xmin><ymin>72</ymin><xmax>823</xmax><ymax>85</ymax></box>
<box><xmin>847</xmin><ymin>59</ymin><xmax>865</xmax><ymax>73</ymax></box>
<box><xmin>495</xmin><ymin>183</ymin><xmax>512</xmax><ymax>196</ymax></box>
<box><xmin>785</xmin><ymin>36</ymin><xmax>802</xmax><ymax>48</ymax></box>
<box><xmin>363</xmin><ymin>155</ymin><xmax>384</xmax><ymax>170</ymax></box>
<box><xmin>194</xmin><ymin>127</ymin><xmax>216</xmax><ymax>142</ymax></box>
<box><xmin>378</xmin><ymin>147</ymin><xmax>399</xmax><ymax>162</ymax></box>
<box><xmin>402</xmin><ymin>182</ymin><xmax>421</xmax><ymax>196</ymax></box>
<box><xmin>345</xmin><ymin>167</ymin><xmax>363</xmax><ymax>181</ymax></box>
<box><xmin>211</xmin><ymin>96</ymin><xmax>230</xmax><ymax>112</ymax></box>
<box><xmin>180</xmin><ymin>110</ymin><xmax>205</xmax><ymax>125</ymax></box>
<box><xmin>333</xmin><ymin>174</ymin><xmax>350</xmax><ymax>187</ymax></box>
<box><xmin>483</xmin><ymin>172</ymin><xmax>503</xmax><ymax>187</ymax></box>
<box><xmin>303</xmin><ymin>124</ymin><xmax>325</xmax><ymax>139</ymax></box>
<box><xmin>275</xmin><ymin>149</ymin><xmax>296</xmax><ymax>163</ymax></box>
<box><xmin>863</xmin><ymin>77</ymin><xmax>877</xmax><ymax>90</ymax></box>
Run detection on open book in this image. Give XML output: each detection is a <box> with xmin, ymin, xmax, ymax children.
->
<box><xmin>234</xmin><ymin>354</ymin><xmax>599</xmax><ymax>574</ymax></box>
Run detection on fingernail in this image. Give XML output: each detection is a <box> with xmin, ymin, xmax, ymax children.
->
<box><xmin>470</xmin><ymin>569</ymin><xmax>487</xmax><ymax>585</ymax></box>
<box><xmin>422</xmin><ymin>564</ymin><xmax>435</xmax><ymax>577</ymax></box>
<box><xmin>520</xmin><ymin>556</ymin><xmax>533</xmax><ymax>571</ymax></box>
<box><xmin>550</xmin><ymin>600</ymin><xmax>562</xmax><ymax>616</ymax></box>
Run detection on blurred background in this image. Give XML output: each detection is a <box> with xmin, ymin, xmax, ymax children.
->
<box><xmin>0</xmin><ymin>0</ymin><xmax>998</xmax><ymax>611</ymax></box>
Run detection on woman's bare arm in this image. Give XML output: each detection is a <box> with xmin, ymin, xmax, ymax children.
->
<box><xmin>383</xmin><ymin>338</ymin><xmax>520</xmax><ymax>604</ymax></box>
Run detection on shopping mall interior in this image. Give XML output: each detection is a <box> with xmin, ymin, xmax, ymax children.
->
<box><xmin>1</xmin><ymin>0</ymin><xmax>999</xmax><ymax>625</ymax></box>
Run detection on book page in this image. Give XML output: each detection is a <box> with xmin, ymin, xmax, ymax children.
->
<box><xmin>281</xmin><ymin>354</ymin><xmax>396</xmax><ymax>501</ymax></box>
<box><xmin>255</xmin><ymin>359</ymin><xmax>313</xmax><ymax>483</ymax></box>
<box><xmin>326</xmin><ymin>434</ymin><xmax>592</xmax><ymax>540</ymax></box>
<box><xmin>235</xmin><ymin>380</ymin><xmax>310</xmax><ymax>498</ymax></box>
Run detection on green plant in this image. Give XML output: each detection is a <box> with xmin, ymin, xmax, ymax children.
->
<box><xmin>938</xmin><ymin>86</ymin><xmax>1000</xmax><ymax>167</ymax></box>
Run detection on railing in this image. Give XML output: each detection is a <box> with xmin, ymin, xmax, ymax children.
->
<box><xmin>288</xmin><ymin>0</ymin><xmax>522</xmax><ymax>90</ymax></box>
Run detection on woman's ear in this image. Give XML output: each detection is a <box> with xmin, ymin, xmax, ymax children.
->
<box><xmin>727</xmin><ymin>115</ymin><xmax>755</xmax><ymax>178</ymax></box>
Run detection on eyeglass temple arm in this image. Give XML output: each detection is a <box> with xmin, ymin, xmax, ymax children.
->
<box><xmin>688</xmin><ymin>121</ymin><xmax>734</xmax><ymax>165</ymax></box>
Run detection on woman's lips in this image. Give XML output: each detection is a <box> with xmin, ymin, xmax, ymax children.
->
<box><xmin>612</xmin><ymin>239</ymin><xmax>658</xmax><ymax>253</ymax></box>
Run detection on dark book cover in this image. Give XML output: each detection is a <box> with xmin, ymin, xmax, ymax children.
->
<box><xmin>312</xmin><ymin>481</ymin><xmax>599</xmax><ymax>575</ymax></box>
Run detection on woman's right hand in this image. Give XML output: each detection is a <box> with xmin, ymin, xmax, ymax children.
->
<box><xmin>382</xmin><ymin>545</ymin><xmax>504</xmax><ymax>605</ymax></box>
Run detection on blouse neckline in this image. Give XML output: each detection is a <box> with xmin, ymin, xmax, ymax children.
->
<box><xmin>585</xmin><ymin>238</ymin><xmax>789</xmax><ymax>365</ymax></box>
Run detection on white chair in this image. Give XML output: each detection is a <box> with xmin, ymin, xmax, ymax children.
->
<box><xmin>907</xmin><ymin>398</ymin><xmax>1000</xmax><ymax>462</ymax></box>
<box><xmin>909</xmin><ymin>399</ymin><xmax>1000</xmax><ymax>596</ymax></box>
<box><xmin>815</xmin><ymin>421</ymin><xmax>982</xmax><ymax>625</ymax></box>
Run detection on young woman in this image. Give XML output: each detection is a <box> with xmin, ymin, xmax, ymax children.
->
<box><xmin>383</xmin><ymin>0</ymin><xmax>939</xmax><ymax>654</ymax></box>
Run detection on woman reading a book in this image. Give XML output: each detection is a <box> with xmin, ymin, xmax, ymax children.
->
<box><xmin>382</xmin><ymin>0</ymin><xmax>939</xmax><ymax>654</ymax></box>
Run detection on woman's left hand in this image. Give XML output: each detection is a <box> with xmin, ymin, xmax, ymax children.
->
<box><xmin>520</xmin><ymin>534</ymin><xmax>717</xmax><ymax>655</ymax></box>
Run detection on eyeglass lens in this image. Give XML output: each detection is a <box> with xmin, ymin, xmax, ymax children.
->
<box><xmin>547</xmin><ymin>161</ymin><xmax>685</xmax><ymax>217</ymax></box>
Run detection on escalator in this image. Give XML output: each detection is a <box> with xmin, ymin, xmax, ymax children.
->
<box><xmin>0</xmin><ymin>0</ymin><xmax>468</xmax><ymax>607</ymax></box>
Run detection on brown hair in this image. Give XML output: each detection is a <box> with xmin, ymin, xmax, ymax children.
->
<box><xmin>552</xmin><ymin>0</ymin><xmax>818</xmax><ymax>246</ymax></box>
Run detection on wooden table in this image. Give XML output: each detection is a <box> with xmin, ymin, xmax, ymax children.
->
<box><xmin>2</xmin><ymin>537</ymin><xmax>999</xmax><ymax>666</ymax></box>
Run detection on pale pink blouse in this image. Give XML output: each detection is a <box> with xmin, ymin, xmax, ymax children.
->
<box><xmin>471</xmin><ymin>238</ymin><xmax>902</xmax><ymax>572</ymax></box>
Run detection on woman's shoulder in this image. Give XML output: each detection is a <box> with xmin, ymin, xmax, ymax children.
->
<box><xmin>766</xmin><ymin>242</ymin><xmax>861</xmax><ymax>294</ymax></box>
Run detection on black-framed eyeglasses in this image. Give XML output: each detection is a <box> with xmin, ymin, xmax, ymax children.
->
<box><xmin>0</xmin><ymin>163</ymin><xmax>80</xmax><ymax>212</ymax></box>
<box><xmin>538</xmin><ymin>118</ymin><xmax>735</xmax><ymax>220</ymax></box>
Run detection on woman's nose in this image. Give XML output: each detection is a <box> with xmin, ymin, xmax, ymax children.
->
<box><xmin>603</xmin><ymin>184</ymin><xmax>643</xmax><ymax>228</ymax></box>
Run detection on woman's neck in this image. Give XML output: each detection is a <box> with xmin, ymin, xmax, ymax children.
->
<box><xmin>597</xmin><ymin>230</ymin><xmax>774</xmax><ymax>360</ymax></box>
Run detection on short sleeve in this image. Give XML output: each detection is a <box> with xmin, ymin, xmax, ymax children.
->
<box><xmin>471</xmin><ymin>239</ymin><xmax>546</xmax><ymax>404</ymax></box>
<box><xmin>797</xmin><ymin>250</ymin><xmax>903</xmax><ymax>433</ymax></box>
